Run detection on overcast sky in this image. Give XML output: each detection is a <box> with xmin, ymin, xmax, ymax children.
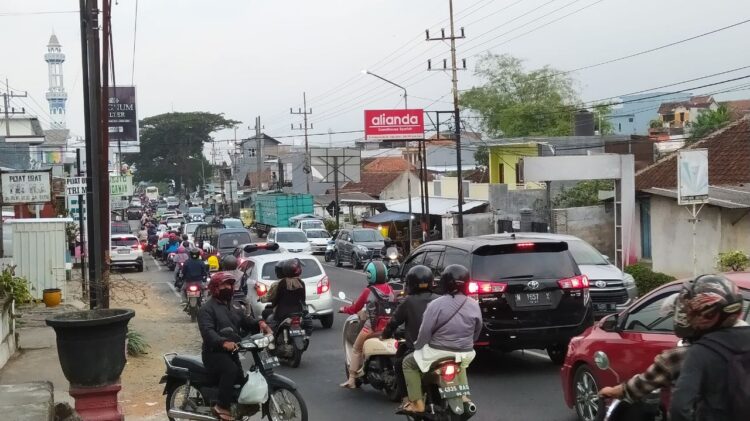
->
<box><xmin>2</xmin><ymin>0</ymin><xmax>749</xmax><ymax>162</ymax></box>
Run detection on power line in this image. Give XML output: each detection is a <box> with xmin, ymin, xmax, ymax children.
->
<box><xmin>131</xmin><ymin>0</ymin><xmax>139</xmax><ymax>85</ymax></box>
<box><xmin>0</xmin><ymin>10</ymin><xmax>78</xmax><ymax>17</ymax></box>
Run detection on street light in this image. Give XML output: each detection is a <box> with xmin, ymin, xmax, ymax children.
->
<box><xmin>361</xmin><ymin>70</ymin><xmax>408</xmax><ymax>109</ymax></box>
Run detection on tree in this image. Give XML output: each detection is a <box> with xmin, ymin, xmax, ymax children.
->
<box><xmin>461</xmin><ymin>54</ymin><xmax>579</xmax><ymax>137</ymax></box>
<box><xmin>128</xmin><ymin>112</ymin><xmax>239</xmax><ymax>192</ymax></box>
<box><xmin>552</xmin><ymin>180</ymin><xmax>614</xmax><ymax>208</ymax></box>
<box><xmin>689</xmin><ymin>104</ymin><xmax>730</xmax><ymax>141</ymax></box>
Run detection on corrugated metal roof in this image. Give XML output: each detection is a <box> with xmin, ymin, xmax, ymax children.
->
<box><xmin>385</xmin><ymin>197</ymin><xmax>487</xmax><ymax>215</ymax></box>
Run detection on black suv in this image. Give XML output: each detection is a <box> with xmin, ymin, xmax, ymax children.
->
<box><xmin>401</xmin><ymin>234</ymin><xmax>594</xmax><ymax>364</ymax></box>
<box><xmin>334</xmin><ymin>228</ymin><xmax>385</xmax><ymax>269</ymax></box>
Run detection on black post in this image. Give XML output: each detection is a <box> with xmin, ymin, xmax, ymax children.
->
<box><xmin>454</xmin><ymin>110</ymin><xmax>463</xmax><ymax>238</ymax></box>
<box><xmin>76</xmin><ymin>148</ymin><xmax>87</xmax><ymax>296</ymax></box>
<box><xmin>333</xmin><ymin>156</ymin><xmax>340</xmax><ymax>228</ymax></box>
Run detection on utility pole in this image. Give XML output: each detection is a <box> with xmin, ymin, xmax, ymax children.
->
<box><xmin>254</xmin><ymin>116</ymin><xmax>263</xmax><ymax>192</ymax></box>
<box><xmin>0</xmin><ymin>80</ymin><xmax>27</xmax><ymax>258</ymax></box>
<box><xmin>75</xmin><ymin>148</ymin><xmax>87</xmax><ymax>298</ymax></box>
<box><xmin>427</xmin><ymin>0</ymin><xmax>467</xmax><ymax>237</ymax></box>
<box><xmin>291</xmin><ymin>93</ymin><xmax>312</xmax><ymax>194</ymax></box>
<box><xmin>99</xmin><ymin>0</ymin><xmax>112</xmax><ymax>308</ymax></box>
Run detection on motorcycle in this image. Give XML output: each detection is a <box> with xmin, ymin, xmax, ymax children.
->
<box><xmin>167</xmin><ymin>253</ymin><xmax>177</xmax><ymax>271</ymax></box>
<box><xmin>265</xmin><ymin>309</ymin><xmax>311</xmax><ymax>369</ymax></box>
<box><xmin>338</xmin><ymin>292</ymin><xmax>401</xmax><ymax>402</ymax></box>
<box><xmin>594</xmin><ymin>351</ymin><xmax>665</xmax><ymax>421</ymax></box>
<box><xmin>183</xmin><ymin>280</ymin><xmax>205</xmax><ymax>323</ymax></box>
<box><xmin>382</xmin><ymin>245</ymin><xmax>401</xmax><ymax>279</ymax></box>
<box><xmin>324</xmin><ymin>240</ymin><xmax>336</xmax><ymax>263</ymax></box>
<box><xmin>399</xmin><ymin>358</ymin><xmax>477</xmax><ymax>421</ymax></box>
<box><xmin>161</xmin><ymin>328</ymin><xmax>308</xmax><ymax>421</ymax></box>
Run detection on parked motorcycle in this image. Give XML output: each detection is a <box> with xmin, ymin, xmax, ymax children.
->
<box><xmin>339</xmin><ymin>292</ymin><xmax>401</xmax><ymax>402</ymax></box>
<box><xmin>161</xmin><ymin>328</ymin><xmax>308</xmax><ymax>421</ymax></box>
<box><xmin>183</xmin><ymin>280</ymin><xmax>204</xmax><ymax>323</ymax></box>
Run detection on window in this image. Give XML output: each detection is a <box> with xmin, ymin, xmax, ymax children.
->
<box><xmin>306</xmin><ymin>230</ymin><xmax>330</xmax><ymax>239</ymax></box>
<box><xmin>618</xmin><ymin>123</ymin><xmax>622</xmax><ymax>132</ymax></box>
<box><xmin>567</xmin><ymin>240</ymin><xmax>608</xmax><ymax>265</ymax></box>
<box><xmin>515</xmin><ymin>163</ymin><xmax>522</xmax><ymax>185</ymax></box>
<box><xmin>434</xmin><ymin>181</ymin><xmax>442</xmax><ymax>197</ymax></box>
<box><xmin>111</xmin><ymin>237</ymin><xmax>138</xmax><ymax>247</ymax></box>
<box><xmin>352</xmin><ymin>230</ymin><xmax>384</xmax><ymax>242</ymax></box>
<box><xmin>261</xmin><ymin>259</ymin><xmax>321</xmax><ymax>280</ymax></box>
<box><xmin>628</xmin><ymin>117</ymin><xmax>634</xmax><ymax>123</ymax></box>
<box><xmin>239</xmin><ymin>260</ymin><xmax>254</xmax><ymax>275</ymax></box>
<box><xmin>471</xmin><ymin>243</ymin><xmax>577</xmax><ymax>281</ymax></box>
<box><xmin>218</xmin><ymin>232</ymin><xmax>252</xmax><ymax>248</ymax></box>
<box><xmin>624</xmin><ymin>291</ymin><xmax>679</xmax><ymax>333</ymax></box>
<box><xmin>498</xmin><ymin>163</ymin><xmax>505</xmax><ymax>183</ymax></box>
<box><xmin>277</xmin><ymin>231</ymin><xmax>308</xmax><ymax>243</ymax></box>
<box><xmin>402</xmin><ymin>252</ymin><xmax>425</xmax><ymax>274</ymax></box>
<box><xmin>441</xmin><ymin>247</ymin><xmax>470</xmax><ymax>269</ymax></box>
<box><xmin>679</xmin><ymin>112</ymin><xmax>685</xmax><ymax>122</ymax></box>
<box><xmin>423</xmin><ymin>250</ymin><xmax>444</xmax><ymax>275</ymax></box>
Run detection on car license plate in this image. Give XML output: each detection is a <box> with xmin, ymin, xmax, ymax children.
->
<box><xmin>117</xmin><ymin>249</ymin><xmax>130</xmax><ymax>255</ymax></box>
<box><xmin>289</xmin><ymin>329</ymin><xmax>305</xmax><ymax>337</ymax></box>
<box><xmin>438</xmin><ymin>384</ymin><xmax>470</xmax><ymax>399</ymax></box>
<box><xmin>260</xmin><ymin>351</ymin><xmax>280</xmax><ymax>369</ymax></box>
<box><xmin>595</xmin><ymin>302</ymin><xmax>618</xmax><ymax>312</ymax></box>
<box><xmin>186</xmin><ymin>291</ymin><xmax>200</xmax><ymax>297</ymax></box>
<box><xmin>514</xmin><ymin>292</ymin><xmax>552</xmax><ymax>307</ymax></box>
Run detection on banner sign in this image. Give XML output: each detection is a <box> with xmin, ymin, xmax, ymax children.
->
<box><xmin>66</xmin><ymin>177</ymin><xmax>87</xmax><ymax>196</ymax></box>
<box><xmin>111</xmin><ymin>198</ymin><xmax>129</xmax><ymax>210</ymax></box>
<box><xmin>677</xmin><ymin>149</ymin><xmax>709</xmax><ymax>205</ymax></box>
<box><xmin>110</xmin><ymin>175</ymin><xmax>134</xmax><ymax>197</ymax></box>
<box><xmin>364</xmin><ymin>109</ymin><xmax>424</xmax><ymax>140</ymax></box>
<box><xmin>108</xmin><ymin>86</ymin><xmax>140</xmax><ymax>153</ymax></box>
<box><xmin>1</xmin><ymin>171</ymin><xmax>52</xmax><ymax>204</ymax></box>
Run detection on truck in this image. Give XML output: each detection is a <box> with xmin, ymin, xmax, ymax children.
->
<box><xmin>252</xmin><ymin>193</ymin><xmax>314</xmax><ymax>238</ymax></box>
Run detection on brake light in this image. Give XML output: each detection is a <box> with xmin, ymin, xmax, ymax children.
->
<box><xmin>291</xmin><ymin>316</ymin><xmax>301</xmax><ymax>326</ymax></box>
<box><xmin>256</xmin><ymin>283</ymin><xmax>268</xmax><ymax>297</ymax></box>
<box><xmin>558</xmin><ymin>275</ymin><xmax>589</xmax><ymax>289</ymax></box>
<box><xmin>317</xmin><ymin>276</ymin><xmax>330</xmax><ymax>294</ymax></box>
<box><xmin>440</xmin><ymin>363</ymin><xmax>459</xmax><ymax>382</ymax></box>
<box><xmin>516</xmin><ymin>242</ymin><xmax>535</xmax><ymax>250</ymax></box>
<box><xmin>188</xmin><ymin>285</ymin><xmax>199</xmax><ymax>292</ymax></box>
<box><xmin>466</xmin><ymin>280</ymin><xmax>507</xmax><ymax>299</ymax></box>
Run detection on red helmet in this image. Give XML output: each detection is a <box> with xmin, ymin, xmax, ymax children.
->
<box><xmin>208</xmin><ymin>272</ymin><xmax>236</xmax><ymax>297</ymax></box>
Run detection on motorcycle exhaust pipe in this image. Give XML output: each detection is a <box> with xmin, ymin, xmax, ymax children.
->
<box><xmin>464</xmin><ymin>401</ymin><xmax>478</xmax><ymax>418</ymax></box>
<box><xmin>167</xmin><ymin>409</ymin><xmax>217</xmax><ymax>421</ymax></box>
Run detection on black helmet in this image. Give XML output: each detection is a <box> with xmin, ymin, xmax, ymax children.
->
<box><xmin>674</xmin><ymin>274</ymin><xmax>744</xmax><ymax>339</ymax></box>
<box><xmin>405</xmin><ymin>265</ymin><xmax>433</xmax><ymax>294</ymax></box>
<box><xmin>220</xmin><ymin>255</ymin><xmax>238</xmax><ymax>271</ymax></box>
<box><xmin>275</xmin><ymin>258</ymin><xmax>303</xmax><ymax>279</ymax></box>
<box><xmin>439</xmin><ymin>264</ymin><xmax>470</xmax><ymax>295</ymax></box>
<box><xmin>182</xmin><ymin>241</ymin><xmax>191</xmax><ymax>248</ymax></box>
<box><xmin>182</xmin><ymin>234</ymin><xmax>188</xmax><ymax>241</ymax></box>
<box><xmin>189</xmin><ymin>247</ymin><xmax>201</xmax><ymax>259</ymax></box>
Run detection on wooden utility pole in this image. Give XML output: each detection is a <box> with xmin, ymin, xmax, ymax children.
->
<box><xmin>291</xmin><ymin>93</ymin><xmax>312</xmax><ymax>193</ymax></box>
<box><xmin>0</xmin><ymin>80</ymin><xmax>27</xmax><ymax>258</ymax></box>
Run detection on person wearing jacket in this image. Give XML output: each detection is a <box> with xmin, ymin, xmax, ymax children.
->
<box><xmin>198</xmin><ymin>273</ymin><xmax>270</xmax><ymax>420</ymax></box>
<box><xmin>400</xmin><ymin>264</ymin><xmax>482</xmax><ymax>414</ymax></box>
<box><xmin>339</xmin><ymin>260</ymin><xmax>395</xmax><ymax>389</ymax></box>
<box><xmin>668</xmin><ymin>274</ymin><xmax>750</xmax><ymax>421</ymax></box>
<box><xmin>381</xmin><ymin>265</ymin><xmax>438</xmax><ymax>404</ymax></box>
<box><xmin>264</xmin><ymin>258</ymin><xmax>306</xmax><ymax>325</ymax></box>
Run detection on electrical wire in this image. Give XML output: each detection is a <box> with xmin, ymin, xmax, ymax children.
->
<box><xmin>131</xmin><ymin>0</ymin><xmax>138</xmax><ymax>86</ymax></box>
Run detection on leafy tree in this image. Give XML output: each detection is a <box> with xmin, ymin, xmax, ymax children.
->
<box><xmin>689</xmin><ymin>104</ymin><xmax>730</xmax><ymax>140</ymax></box>
<box><xmin>473</xmin><ymin>144</ymin><xmax>489</xmax><ymax>167</ymax></box>
<box><xmin>128</xmin><ymin>112</ymin><xmax>239</xmax><ymax>192</ymax></box>
<box><xmin>552</xmin><ymin>180</ymin><xmax>614</xmax><ymax>208</ymax></box>
<box><xmin>461</xmin><ymin>54</ymin><xmax>579</xmax><ymax>137</ymax></box>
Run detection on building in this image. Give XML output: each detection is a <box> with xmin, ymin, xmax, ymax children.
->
<box><xmin>338</xmin><ymin>157</ymin><xmax>422</xmax><ymax>200</ymax></box>
<box><xmin>44</xmin><ymin>33</ymin><xmax>68</xmax><ymax>129</ymax></box>
<box><xmin>608</xmin><ymin>92</ymin><xmax>692</xmax><ymax>135</ymax></box>
<box><xmin>235</xmin><ymin>133</ymin><xmax>283</xmax><ymax>187</ymax></box>
<box><xmin>0</xmin><ymin>117</ymin><xmax>46</xmax><ymax>170</ymax></box>
<box><xmin>487</xmin><ymin>142</ymin><xmax>541</xmax><ymax>189</ymax></box>
<box><xmin>634</xmin><ymin>116</ymin><xmax>750</xmax><ymax>277</ymax></box>
<box><xmin>722</xmin><ymin>99</ymin><xmax>750</xmax><ymax>121</ymax></box>
<box><xmin>656</xmin><ymin>95</ymin><xmax>719</xmax><ymax>132</ymax></box>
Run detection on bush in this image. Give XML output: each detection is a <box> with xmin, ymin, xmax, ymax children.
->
<box><xmin>323</xmin><ymin>218</ymin><xmax>339</xmax><ymax>233</ymax></box>
<box><xmin>0</xmin><ymin>266</ymin><xmax>33</xmax><ymax>304</ymax></box>
<box><xmin>624</xmin><ymin>263</ymin><xmax>676</xmax><ymax>295</ymax></box>
<box><xmin>126</xmin><ymin>330</ymin><xmax>150</xmax><ymax>356</ymax></box>
<box><xmin>716</xmin><ymin>250</ymin><xmax>749</xmax><ymax>272</ymax></box>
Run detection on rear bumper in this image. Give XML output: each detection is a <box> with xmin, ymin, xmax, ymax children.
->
<box><xmin>475</xmin><ymin>305</ymin><xmax>594</xmax><ymax>351</ymax></box>
<box><xmin>111</xmin><ymin>256</ymin><xmax>143</xmax><ymax>266</ymax></box>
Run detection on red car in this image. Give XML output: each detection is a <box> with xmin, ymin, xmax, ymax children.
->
<box><xmin>560</xmin><ymin>272</ymin><xmax>750</xmax><ymax>421</ymax></box>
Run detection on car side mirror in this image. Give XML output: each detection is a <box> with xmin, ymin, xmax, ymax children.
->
<box><xmin>600</xmin><ymin>313</ymin><xmax>622</xmax><ymax>333</ymax></box>
<box><xmin>601</xmin><ymin>254</ymin><xmax>610</xmax><ymax>261</ymax></box>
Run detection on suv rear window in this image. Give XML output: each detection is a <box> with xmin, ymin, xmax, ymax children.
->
<box><xmin>472</xmin><ymin>242</ymin><xmax>577</xmax><ymax>281</ymax></box>
<box><xmin>112</xmin><ymin>237</ymin><xmax>138</xmax><ymax>247</ymax></box>
<box><xmin>218</xmin><ymin>232</ymin><xmax>252</xmax><ymax>248</ymax></box>
<box><xmin>261</xmin><ymin>259</ymin><xmax>322</xmax><ymax>280</ymax></box>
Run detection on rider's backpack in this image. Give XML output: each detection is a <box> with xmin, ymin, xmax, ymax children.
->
<box><xmin>366</xmin><ymin>286</ymin><xmax>397</xmax><ymax>332</ymax></box>
<box><xmin>695</xmin><ymin>336</ymin><xmax>750</xmax><ymax>420</ymax></box>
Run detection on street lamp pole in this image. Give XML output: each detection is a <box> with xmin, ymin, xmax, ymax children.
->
<box><xmin>362</xmin><ymin>70</ymin><xmax>417</xmax><ymax>252</ymax></box>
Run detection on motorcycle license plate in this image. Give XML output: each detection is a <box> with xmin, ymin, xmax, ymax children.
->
<box><xmin>186</xmin><ymin>291</ymin><xmax>200</xmax><ymax>297</ymax></box>
<box><xmin>260</xmin><ymin>351</ymin><xmax>280</xmax><ymax>369</ymax></box>
<box><xmin>288</xmin><ymin>329</ymin><xmax>305</xmax><ymax>337</ymax></box>
<box><xmin>438</xmin><ymin>384</ymin><xmax>470</xmax><ymax>399</ymax></box>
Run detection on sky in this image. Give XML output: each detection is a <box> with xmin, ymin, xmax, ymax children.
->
<box><xmin>2</xmin><ymin>0</ymin><xmax>750</xmax><ymax>163</ymax></box>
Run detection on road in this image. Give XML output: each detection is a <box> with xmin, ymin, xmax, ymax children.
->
<box><xmin>129</xmin><ymin>250</ymin><xmax>579</xmax><ymax>421</ymax></box>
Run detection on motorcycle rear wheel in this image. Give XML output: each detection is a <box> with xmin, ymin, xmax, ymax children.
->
<box><xmin>165</xmin><ymin>382</ymin><xmax>206</xmax><ymax>421</ymax></box>
<box><xmin>266</xmin><ymin>387</ymin><xmax>308</xmax><ymax>421</ymax></box>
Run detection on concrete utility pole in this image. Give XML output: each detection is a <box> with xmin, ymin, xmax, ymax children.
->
<box><xmin>254</xmin><ymin>116</ymin><xmax>263</xmax><ymax>191</ymax></box>
<box><xmin>291</xmin><ymin>93</ymin><xmax>312</xmax><ymax>194</ymax></box>
<box><xmin>427</xmin><ymin>0</ymin><xmax>467</xmax><ymax>237</ymax></box>
<box><xmin>0</xmin><ymin>80</ymin><xmax>28</xmax><ymax>258</ymax></box>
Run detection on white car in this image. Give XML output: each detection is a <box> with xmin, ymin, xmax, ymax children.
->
<box><xmin>304</xmin><ymin>229</ymin><xmax>331</xmax><ymax>254</ymax></box>
<box><xmin>110</xmin><ymin>234</ymin><xmax>144</xmax><ymax>272</ymax></box>
<box><xmin>241</xmin><ymin>252</ymin><xmax>333</xmax><ymax>328</ymax></box>
<box><xmin>184</xmin><ymin>222</ymin><xmax>206</xmax><ymax>244</ymax></box>
<box><xmin>267</xmin><ymin>228</ymin><xmax>312</xmax><ymax>254</ymax></box>
<box><xmin>166</xmin><ymin>196</ymin><xmax>180</xmax><ymax>209</ymax></box>
<box><xmin>166</xmin><ymin>216</ymin><xmax>186</xmax><ymax>231</ymax></box>
<box><xmin>130</xmin><ymin>199</ymin><xmax>142</xmax><ymax>208</ymax></box>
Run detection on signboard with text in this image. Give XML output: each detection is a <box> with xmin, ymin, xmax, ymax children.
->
<box><xmin>677</xmin><ymin>149</ymin><xmax>709</xmax><ymax>205</ymax></box>
<box><xmin>110</xmin><ymin>175</ymin><xmax>134</xmax><ymax>197</ymax></box>
<box><xmin>1</xmin><ymin>171</ymin><xmax>52</xmax><ymax>204</ymax></box>
<box><xmin>108</xmin><ymin>86</ymin><xmax>140</xmax><ymax>153</ymax></box>
<box><xmin>66</xmin><ymin>177</ymin><xmax>87</xmax><ymax>196</ymax></box>
<box><xmin>364</xmin><ymin>109</ymin><xmax>424</xmax><ymax>140</ymax></box>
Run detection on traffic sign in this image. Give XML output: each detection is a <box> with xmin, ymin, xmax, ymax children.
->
<box><xmin>66</xmin><ymin>177</ymin><xmax>87</xmax><ymax>196</ymax></box>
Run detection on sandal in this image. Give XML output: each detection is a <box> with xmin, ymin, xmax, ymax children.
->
<box><xmin>398</xmin><ymin>401</ymin><xmax>425</xmax><ymax>414</ymax></box>
<box><xmin>212</xmin><ymin>405</ymin><xmax>234</xmax><ymax>421</ymax></box>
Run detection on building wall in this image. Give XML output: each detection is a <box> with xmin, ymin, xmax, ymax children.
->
<box><xmin>488</xmin><ymin>144</ymin><xmax>540</xmax><ymax>189</ymax></box>
<box><xmin>428</xmin><ymin>177</ymin><xmax>489</xmax><ymax>201</ymax></box>
<box><xmin>553</xmin><ymin>205</ymin><xmax>615</xmax><ymax>257</ymax></box>
<box><xmin>608</xmin><ymin>92</ymin><xmax>693</xmax><ymax>135</ymax></box>
<box><xmin>380</xmin><ymin>172</ymin><xmax>421</xmax><ymax>200</ymax></box>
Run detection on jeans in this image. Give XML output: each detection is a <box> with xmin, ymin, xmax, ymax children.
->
<box><xmin>202</xmin><ymin>351</ymin><xmax>244</xmax><ymax>409</ymax></box>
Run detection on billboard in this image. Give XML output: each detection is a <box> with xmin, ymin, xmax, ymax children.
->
<box><xmin>1</xmin><ymin>170</ymin><xmax>52</xmax><ymax>204</ymax></box>
<box><xmin>110</xmin><ymin>175</ymin><xmax>134</xmax><ymax>197</ymax></box>
<box><xmin>108</xmin><ymin>86</ymin><xmax>140</xmax><ymax>153</ymax></box>
<box><xmin>364</xmin><ymin>109</ymin><xmax>424</xmax><ymax>140</ymax></box>
<box><xmin>677</xmin><ymin>149</ymin><xmax>709</xmax><ymax>205</ymax></box>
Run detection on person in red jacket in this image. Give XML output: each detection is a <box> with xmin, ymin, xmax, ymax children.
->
<box><xmin>339</xmin><ymin>261</ymin><xmax>395</xmax><ymax>389</ymax></box>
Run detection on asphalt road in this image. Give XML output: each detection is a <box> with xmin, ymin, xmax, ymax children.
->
<box><xmin>127</xmin><ymin>250</ymin><xmax>579</xmax><ymax>421</ymax></box>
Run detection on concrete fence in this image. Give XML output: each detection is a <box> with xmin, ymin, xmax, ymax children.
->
<box><xmin>552</xmin><ymin>204</ymin><xmax>615</xmax><ymax>257</ymax></box>
<box><xmin>0</xmin><ymin>298</ymin><xmax>17</xmax><ymax>370</ymax></box>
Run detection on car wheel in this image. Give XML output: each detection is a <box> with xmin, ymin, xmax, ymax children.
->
<box><xmin>351</xmin><ymin>253</ymin><xmax>361</xmax><ymax>270</ymax></box>
<box><xmin>573</xmin><ymin>365</ymin><xmax>602</xmax><ymax>421</ymax></box>
<box><xmin>547</xmin><ymin>342</ymin><xmax>568</xmax><ymax>365</ymax></box>
<box><xmin>319</xmin><ymin>314</ymin><xmax>334</xmax><ymax>329</ymax></box>
<box><xmin>137</xmin><ymin>264</ymin><xmax>144</xmax><ymax>273</ymax></box>
<box><xmin>335</xmin><ymin>251</ymin><xmax>342</xmax><ymax>267</ymax></box>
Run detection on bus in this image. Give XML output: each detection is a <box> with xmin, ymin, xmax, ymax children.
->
<box><xmin>145</xmin><ymin>186</ymin><xmax>159</xmax><ymax>202</ymax></box>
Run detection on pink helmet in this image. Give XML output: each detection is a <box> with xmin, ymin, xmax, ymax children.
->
<box><xmin>177</xmin><ymin>246</ymin><xmax>186</xmax><ymax>254</ymax></box>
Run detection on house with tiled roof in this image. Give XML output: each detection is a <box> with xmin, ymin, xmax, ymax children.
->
<box><xmin>722</xmin><ymin>99</ymin><xmax>750</xmax><ymax>121</ymax></box>
<box><xmin>338</xmin><ymin>157</ymin><xmax>422</xmax><ymax>200</ymax></box>
<box><xmin>634</xmin><ymin>116</ymin><xmax>750</xmax><ymax>277</ymax></box>
<box><xmin>655</xmin><ymin>95</ymin><xmax>719</xmax><ymax>132</ymax></box>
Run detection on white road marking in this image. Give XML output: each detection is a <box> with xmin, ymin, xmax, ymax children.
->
<box><xmin>521</xmin><ymin>349</ymin><xmax>551</xmax><ymax>361</ymax></box>
<box><xmin>150</xmin><ymin>255</ymin><xmax>163</xmax><ymax>271</ymax></box>
<box><xmin>165</xmin><ymin>282</ymin><xmax>182</xmax><ymax>300</ymax></box>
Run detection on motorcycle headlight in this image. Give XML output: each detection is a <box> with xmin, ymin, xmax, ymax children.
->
<box><xmin>253</xmin><ymin>336</ymin><xmax>270</xmax><ymax>348</ymax></box>
<box><xmin>622</xmin><ymin>273</ymin><xmax>636</xmax><ymax>287</ymax></box>
<box><xmin>356</xmin><ymin>245</ymin><xmax>369</xmax><ymax>253</ymax></box>
<box><xmin>387</xmin><ymin>250</ymin><xmax>398</xmax><ymax>260</ymax></box>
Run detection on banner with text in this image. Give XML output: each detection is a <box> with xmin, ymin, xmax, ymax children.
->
<box><xmin>108</xmin><ymin>86</ymin><xmax>140</xmax><ymax>153</ymax></box>
<box><xmin>1</xmin><ymin>171</ymin><xmax>52</xmax><ymax>204</ymax></box>
<box><xmin>65</xmin><ymin>177</ymin><xmax>87</xmax><ymax>196</ymax></box>
<box><xmin>364</xmin><ymin>109</ymin><xmax>424</xmax><ymax>140</ymax></box>
<box><xmin>110</xmin><ymin>175</ymin><xmax>134</xmax><ymax>197</ymax></box>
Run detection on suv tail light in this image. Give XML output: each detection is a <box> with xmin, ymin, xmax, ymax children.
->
<box><xmin>558</xmin><ymin>275</ymin><xmax>589</xmax><ymax>290</ymax></box>
<box><xmin>439</xmin><ymin>362</ymin><xmax>459</xmax><ymax>382</ymax></box>
<box><xmin>317</xmin><ymin>276</ymin><xmax>330</xmax><ymax>294</ymax></box>
<box><xmin>256</xmin><ymin>283</ymin><xmax>268</xmax><ymax>297</ymax></box>
<box><xmin>466</xmin><ymin>280</ymin><xmax>507</xmax><ymax>299</ymax></box>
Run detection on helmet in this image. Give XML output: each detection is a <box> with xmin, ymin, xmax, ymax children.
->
<box><xmin>182</xmin><ymin>241</ymin><xmax>190</xmax><ymax>248</ymax></box>
<box><xmin>405</xmin><ymin>265</ymin><xmax>433</xmax><ymax>294</ymax></box>
<box><xmin>439</xmin><ymin>264</ymin><xmax>470</xmax><ymax>295</ymax></box>
<box><xmin>189</xmin><ymin>247</ymin><xmax>201</xmax><ymax>259</ymax></box>
<box><xmin>182</xmin><ymin>234</ymin><xmax>188</xmax><ymax>241</ymax></box>
<box><xmin>177</xmin><ymin>246</ymin><xmax>186</xmax><ymax>254</ymax></box>
<box><xmin>275</xmin><ymin>258</ymin><xmax>303</xmax><ymax>279</ymax></box>
<box><xmin>364</xmin><ymin>260</ymin><xmax>388</xmax><ymax>285</ymax></box>
<box><xmin>207</xmin><ymin>255</ymin><xmax>220</xmax><ymax>272</ymax></box>
<box><xmin>208</xmin><ymin>272</ymin><xmax>236</xmax><ymax>297</ymax></box>
<box><xmin>168</xmin><ymin>233</ymin><xmax>177</xmax><ymax>241</ymax></box>
<box><xmin>674</xmin><ymin>274</ymin><xmax>744</xmax><ymax>339</ymax></box>
<box><xmin>220</xmin><ymin>255</ymin><xmax>238</xmax><ymax>271</ymax></box>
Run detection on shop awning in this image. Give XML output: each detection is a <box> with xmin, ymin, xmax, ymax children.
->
<box><xmin>364</xmin><ymin>211</ymin><xmax>412</xmax><ymax>223</ymax></box>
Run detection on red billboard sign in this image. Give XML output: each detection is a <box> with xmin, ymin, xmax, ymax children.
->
<box><xmin>364</xmin><ymin>109</ymin><xmax>424</xmax><ymax>140</ymax></box>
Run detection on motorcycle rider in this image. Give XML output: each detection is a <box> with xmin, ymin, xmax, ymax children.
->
<box><xmin>198</xmin><ymin>272</ymin><xmax>271</xmax><ymax>420</ymax></box>
<box><xmin>401</xmin><ymin>264</ymin><xmax>482</xmax><ymax>413</ymax></box>
<box><xmin>180</xmin><ymin>248</ymin><xmax>208</xmax><ymax>297</ymax></box>
<box><xmin>381</xmin><ymin>265</ymin><xmax>438</xmax><ymax>404</ymax></box>
<box><xmin>263</xmin><ymin>259</ymin><xmax>306</xmax><ymax>327</ymax></box>
<box><xmin>668</xmin><ymin>274</ymin><xmax>750</xmax><ymax>421</ymax></box>
<box><xmin>339</xmin><ymin>260</ymin><xmax>396</xmax><ymax>389</ymax></box>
